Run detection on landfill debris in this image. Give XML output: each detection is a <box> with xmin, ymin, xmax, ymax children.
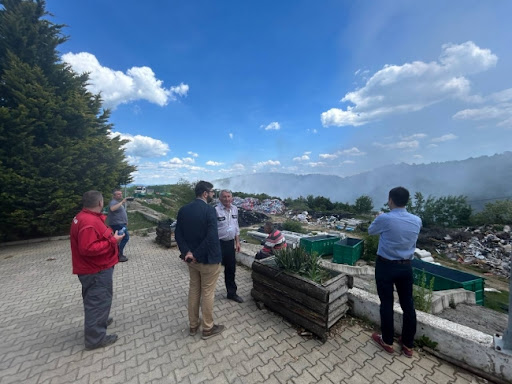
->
<box><xmin>286</xmin><ymin>210</ymin><xmax>365</xmax><ymax>231</ymax></box>
<box><xmin>418</xmin><ymin>225</ymin><xmax>512</xmax><ymax>278</ymax></box>
<box><xmin>237</xmin><ymin>208</ymin><xmax>269</xmax><ymax>227</ymax></box>
<box><xmin>230</xmin><ymin>197</ymin><xmax>286</xmax><ymax>214</ymax></box>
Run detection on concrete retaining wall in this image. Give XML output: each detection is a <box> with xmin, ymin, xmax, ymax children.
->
<box><xmin>349</xmin><ymin>287</ymin><xmax>512</xmax><ymax>383</ymax></box>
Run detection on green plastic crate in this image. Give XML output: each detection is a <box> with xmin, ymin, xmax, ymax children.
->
<box><xmin>299</xmin><ymin>235</ymin><xmax>339</xmax><ymax>256</ymax></box>
<box><xmin>412</xmin><ymin>259</ymin><xmax>485</xmax><ymax>305</ymax></box>
<box><xmin>332</xmin><ymin>238</ymin><xmax>364</xmax><ymax>265</ymax></box>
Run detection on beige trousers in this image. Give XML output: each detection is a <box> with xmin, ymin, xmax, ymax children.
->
<box><xmin>188</xmin><ymin>262</ymin><xmax>221</xmax><ymax>331</ymax></box>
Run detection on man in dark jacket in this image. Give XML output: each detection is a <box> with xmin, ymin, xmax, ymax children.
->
<box><xmin>175</xmin><ymin>181</ymin><xmax>225</xmax><ymax>340</ymax></box>
<box><xmin>70</xmin><ymin>190</ymin><xmax>125</xmax><ymax>350</ymax></box>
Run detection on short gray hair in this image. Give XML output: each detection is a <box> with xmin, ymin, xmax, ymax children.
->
<box><xmin>82</xmin><ymin>191</ymin><xmax>103</xmax><ymax>208</ymax></box>
<box><xmin>219</xmin><ymin>189</ymin><xmax>232</xmax><ymax>196</ymax></box>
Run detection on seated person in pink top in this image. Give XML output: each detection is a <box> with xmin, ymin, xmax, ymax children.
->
<box><xmin>255</xmin><ymin>221</ymin><xmax>287</xmax><ymax>260</ymax></box>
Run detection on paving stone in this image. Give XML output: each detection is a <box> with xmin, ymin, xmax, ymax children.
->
<box><xmin>0</xmin><ymin>235</ymin><xmax>488</xmax><ymax>384</ymax></box>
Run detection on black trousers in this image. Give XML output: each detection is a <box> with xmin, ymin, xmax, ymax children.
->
<box><xmin>375</xmin><ymin>258</ymin><xmax>416</xmax><ymax>348</ymax></box>
<box><xmin>78</xmin><ymin>267</ymin><xmax>114</xmax><ymax>348</ymax></box>
<box><xmin>220</xmin><ymin>239</ymin><xmax>237</xmax><ymax>296</ymax></box>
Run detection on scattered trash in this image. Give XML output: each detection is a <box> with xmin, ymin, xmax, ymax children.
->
<box><xmin>46</xmin><ymin>257</ymin><xmax>56</xmax><ymax>261</ymax></box>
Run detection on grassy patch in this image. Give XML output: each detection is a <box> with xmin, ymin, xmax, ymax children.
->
<box><xmin>240</xmin><ymin>228</ymin><xmax>263</xmax><ymax>245</ymax></box>
<box><xmin>485</xmin><ymin>290</ymin><xmax>509</xmax><ymax>314</ymax></box>
<box><xmin>127</xmin><ymin>212</ymin><xmax>156</xmax><ymax>231</ymax></box>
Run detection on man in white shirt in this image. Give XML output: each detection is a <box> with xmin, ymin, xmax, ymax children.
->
<box><xmin>215</xmin><ymin>190</ymin><xmax>243</xmax><ymax>303</ymax></box>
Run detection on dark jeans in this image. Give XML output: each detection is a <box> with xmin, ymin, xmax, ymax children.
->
<box><xmin>375</xmin><ymin>258</ymin><xmax>416</xmax><ymax>348</ymax></box>
<box><xmin>78</xmin><ymin>267</ymin><xmax>114</xmax><ymax>348</ymax></box>
<box><xmin>110</xmin><ymin>224</ymin><xmax>129</xmax><ymax>257</ymax></box>
<box><xmin>220</xmin><ymin>239</ymin><xmax>237</xmax><ymax>296</ymax></box>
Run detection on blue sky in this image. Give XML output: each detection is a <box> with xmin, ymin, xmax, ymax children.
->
<box><xmin>46</xmin><ymin>0</ymin><xmax>512</xmax><ymax>185</ymax></box>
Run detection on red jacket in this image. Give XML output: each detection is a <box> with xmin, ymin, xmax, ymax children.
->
<box><xmin>70</xmin><ymin>209</ymin><xmax>119</xmax><ymax>274</ymax></box>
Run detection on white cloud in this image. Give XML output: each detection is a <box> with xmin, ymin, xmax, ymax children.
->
<box><xmin>341</xmin><ymin>160</ymin><xmax>355</xmax><ymax>164</ymax></box>
<box><xmin>168</xmin><ymin>157</ymin><xmax>184</xmax><ymax>164</ymax></box>
<box><xmin>293</xmin><ymin>154</ymin><xmax>310</xmax><ymax>162</ymax></box>
<box><xmin>431</xmin><ymin>133</ymin><xmax>457</xmax><ymax>143</ymax></box>
<box><xmin>339</xmin><ymin>147</ymin><xmax>366</xmax><ymax>156</ymax></box>
<box><xmin>255</xmin><ymin>160</ymin><xmax>281</xmax><ymax>167</ymax></box>
<box><xmin>453</xmin><ymin>88</ymin><xmax>512</xmax><ymax>127</ymax></box>
<box><xmin>320</xmin><ymin>153</ymin><xmax>338</xmax><ymax>160</ymax></box>
<box><xmin>187</xmin><ymin>151</ymin><xmax>198</xmax><ymax>157</ymax></box>
<box><xmin>413</xmin><ymin>155</ymin><xmax>423</xmax><ymax>159</ymax></box>
<box><xmin>62</xmin><ymin>52</ymin><xmax>188</xmax><ymax>109</ymax></box>
<box><xmin>374</xmin><ymin>140</ymin><xmax>419</xmax><ymax>150</ymax></box>
<box><xmin>229</xmin><ymin>133</ymin><xmax>234</xmax><ymax>139</ymax></box>
<box><xmin>111</xmin><ymin>132</ymin><xmax>169</xmax><ymax>157</ymax></box>
<box><xmin>206</xmin><ymin>160</ymin><xmax>224</xmax><ymax>166</ymax></box>
<box><xmin>427</xmin><ymin>144</ymin><xmax>439</xmax><ymax>148</ymax></box>
<box><xmin>308</xmin><ymin>162</ymin><xmax>326</xmax><ymax>167</ymax></box>
<box><xmin>321</xmin><ymin>41</ymin><xmax>498</xmax><ymax>127</ymax></box>
<box><xmin>169</xmin><ymin>83</ymin><xmax>189</xmax><ymax>98</ymax></box>
<box><xmin>401</xmin><ymin>133</ymin><xmax>427</xmax><ymax>140</ymax></box>
<box><xmin>182</xmin><ymin>157</ymin><xmax>195</xmax><ymax>164</ymax></box>
<box><xmin>232</xmin><ymin>163</ymin><xmax>245</xmax><ymax>170</ymax></box>
<box><xmin>262</xmin><ymin>122</ymin><xmax>281</xmax><ymax>131</ymax></box>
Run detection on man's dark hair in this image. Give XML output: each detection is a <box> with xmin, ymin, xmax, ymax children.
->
<box><xmin>194</xmin><ymin>180</ymin><xmax>213</xmax><ymax>197</ymax></box>
<box><xmin>83</xmin><ymin>190</ymin><xmax>103</xmax><ymax>208</ymax></box>
<box><xmin>264</xmin><ymin>221</ymin><xmax>274</xmax><ymax>231</ymax></box>
<box><xmin>389</xmin><ymin>186</ymin><xmax>410</xmax><ymax>207</ymax></box>
<box><xmin>113</xmin><ymin>188</ymin><xmax>122</xmax><ymax>194</ymax></box>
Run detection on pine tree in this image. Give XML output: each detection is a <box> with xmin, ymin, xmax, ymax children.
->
<box><xmin>0</xmin><ymin>0</ymin><xmax>136</xmax><ymax>241</ymax></box>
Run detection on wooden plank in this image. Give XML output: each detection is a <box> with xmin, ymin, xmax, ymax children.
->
<box><xmin>327</xmin><ymin>304</ymin><xmax>349</xmax><ymax>328</ymax></box>
<box><xmin>252</xmin><ymin>282</ymin><xmax>327</xmax><ymax>327</ymax></box>
<box><xmin>253</xmin><ymin>260</ymin><xmax>340</xmax><ymax>302</ymax></box>
<box><xmin>251</xmin><ymin>289</ymin><xmax>328</xmax><ymax>341</ymax></box>
<box><xmin>253</xmin><ymin>273</ymin><xmax>328</xmax><ymax>314</ymax></box>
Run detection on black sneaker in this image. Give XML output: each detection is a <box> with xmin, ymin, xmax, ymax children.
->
<box><xmin>201</xmin><ymin>324</ymin><xmax>225</xmax><ymax>340</ymax></box>
<box><xmin>119</xmin><ymin>255</ymin><xmax>128</xmax><ymax>262</ymax></box>
<box><xmin>85</xmin><ymin>334</ymin><xmax>118</xmax><ymax>350</ymax></box>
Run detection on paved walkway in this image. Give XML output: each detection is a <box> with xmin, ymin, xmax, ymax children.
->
<box><xmin>0</xmin><ymin>234</ymin><xmax>488</xmax><ymax>384</ymax></box>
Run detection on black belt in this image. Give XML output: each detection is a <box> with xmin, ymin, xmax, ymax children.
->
<box><xmin>377</xmin><ymin>255</ymin><xmax>411</xmax><ymax>264</ymax></box>
<box><xmin>220</xmin><ymin>239</ymin><xmax>234</xmax><ymax>242</ymax></box>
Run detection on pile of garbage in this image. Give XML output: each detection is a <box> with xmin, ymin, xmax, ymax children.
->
<box><xmin>286</xmin><ymin>210</ymin><xmax>365</xmax><ymax>231</ymax></box>
<box><xmin>155</xmin><ymin>219</ymin><xmax>176</xmax><ymax>248</ymax></box>
<box><xmin>231</xmin><ymin>197</ymin><xmax>286</xmax><ymax>215</ymax></box>
<box><xmin>420</xmin><ymin>225</ymin><xmax>511</xmax><ymax>278</ymax></box>
<box><xmin>238</xmin><ymin>208</ymin><xmax>269</xmax><ymax>227</ymax></box>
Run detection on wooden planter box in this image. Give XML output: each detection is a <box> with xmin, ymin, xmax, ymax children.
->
<box><xmin>251</xmin><ymin>256</ymin><xmax>353</xmax><ymax>341</ymax></box>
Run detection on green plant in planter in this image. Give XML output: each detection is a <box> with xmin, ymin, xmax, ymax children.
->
<box><xmin>274</xmin><ymin>247</ymin><xmax>330</xmax><ymax>284</ymax></box>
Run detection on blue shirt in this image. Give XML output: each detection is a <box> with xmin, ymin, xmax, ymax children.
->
<box><xmin>368</xmin><ymin>208</ymin><xmax>422</xmax><ymax>261</ymax></box>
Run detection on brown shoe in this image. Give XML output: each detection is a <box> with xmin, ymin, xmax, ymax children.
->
<box><xmin>372</xmin><ymin>333</ymin><xmax>394</xmax><ymax>354</ymax></box>
<box><xmin>189</xmin><ymin>326</ymin><xmax>199</xmax><ymax>336</ymax></box>
<box><xmin>398</xmin><ymin>337</ymin><xmax>414</xmax><ymax>358</ymax></box>
<box><xmin>201</xmin><ymin>324</ymin><xmax>225</xmax><ymax>340</ymax></box>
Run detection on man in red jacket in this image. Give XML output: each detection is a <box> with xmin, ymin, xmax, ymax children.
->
<box><xmin>70</xmin><ymin>190</ymin><xmax>125</xmax><ymax>350</ymax></box>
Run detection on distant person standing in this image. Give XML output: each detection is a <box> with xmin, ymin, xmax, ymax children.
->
<box><xmin>215</xmin><ymin>190</ymin><xmax>243</xmax><ymax>303</ymax></box>
<box><xmin>70</xmin><ymin>190</ymin><xmax>124</xmax><ymax>350</ymax></box>
<box><xmin>175</xmin><ymin>181</ymin><xmax>225</xmax><ymax>340</ymax></box>
<box><xmin>255</xmin><ymin>221</ymin><xmax>287</xmax><ymax>260</ymax></box>
<box><xmin>108</xmin><ymin>189</ymin><xmax>129</xmax><ymax>262</ymax></box>
<box><xmin>368</xmin><ymin>186</ymin><xmax>422</xmax><ymax>358</ymax></box>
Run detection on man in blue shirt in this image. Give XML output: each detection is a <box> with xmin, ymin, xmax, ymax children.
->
<box><xmin>368</xmin><ymin>186</ymin><xmax>422</xmax><ymax>358</ymax></box>
<box><xmin>175</xmin><ymin>181</ymin><xmax>225</xmax><ymax>340</ymax></box>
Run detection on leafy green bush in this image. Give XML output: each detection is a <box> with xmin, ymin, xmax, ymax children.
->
<box><xmin>274</xmin><ymin>248</ymin><xmax>330</xmax><ymax>284</ymax></box>
<box><xmin>413</xmin><ymin>270</ymin><xmax>435</xmax><ymax>313</ymax></box>
<box><xmin>472</xmin><ymin>199</ymin><xmax>512</xmax><ymax>225</ymax></box>
<box><xmin>282</xmin><ymin>220</ymin><xmax>307</xmax><ymax>233</ymax></box>
<box><xmin>362</xmin><ymin>234</ymin><xmax>379</xmax><ymax>262</ymax></box>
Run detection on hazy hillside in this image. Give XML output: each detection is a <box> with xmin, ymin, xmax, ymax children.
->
<box><xmin>215</xmin><ymin>152</ymin><xmax>512</xmax><ymax>210</ymax></box>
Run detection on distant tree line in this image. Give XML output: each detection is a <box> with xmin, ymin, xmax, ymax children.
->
<box><xmin>284</xmin><ymin>194</ymin><xmax>374</xmax><ymax>214</ymax></box>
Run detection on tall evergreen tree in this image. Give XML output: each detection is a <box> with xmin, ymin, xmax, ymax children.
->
<box><xmin>0</xmin><ymin>0</ymin><xmax>136</xmax><ymax>241</ymax></box>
